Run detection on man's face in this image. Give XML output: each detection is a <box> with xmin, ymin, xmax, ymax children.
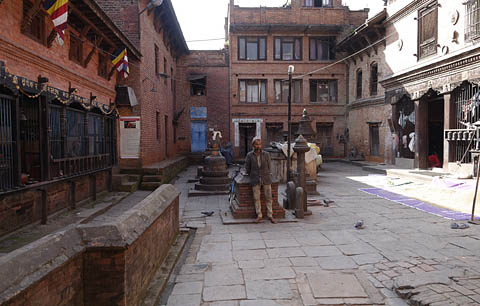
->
<box><xmin>253</xmin><ymin>140</ymin><xmax>262</xmax><ymax>152</ymax></box>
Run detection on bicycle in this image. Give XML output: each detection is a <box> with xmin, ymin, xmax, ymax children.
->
<box><xmin>228</xmin><ymin>163</ymin><xmax>243</xmax><ymax>207</ymax></box>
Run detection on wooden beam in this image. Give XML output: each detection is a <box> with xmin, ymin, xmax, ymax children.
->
<box><xmin>69</xmin><ymin>2</ymin><xmax>117</xmax><ymax>50</ymax></box>
<box><xmin>83</xmin><ymin>37</ymin><xmax>103</xmax><ymax>68</ymax></box>
<box><xmin>47</xmin><ymin>29</ymin><xmax>57</xmax><ymax>48</ymax></box>
<box><xmin>80</xmin><ymin>24</ymin><xmax>91</xmax><ymax>38</ymax></box>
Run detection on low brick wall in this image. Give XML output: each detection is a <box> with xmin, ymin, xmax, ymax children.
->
<box><xmin>0</xmin><ymin>184</ymin><xmax>180</xmax><ymax>306</ymax></box>
<box><xmin>0</xmin><ymin>171</ymin><xmax>109</xmax><ymax>237</ymax></box>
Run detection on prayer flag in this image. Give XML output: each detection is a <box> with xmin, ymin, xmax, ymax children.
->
<box><xmin>43</xmin><ymin>0</ymin><xmax>68</xmax><ymax>45</ymax></box>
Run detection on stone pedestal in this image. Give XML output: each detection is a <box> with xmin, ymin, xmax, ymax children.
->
<box><xmin>189</xmin><ymin>149</ymin><xmax>230</xmax><ymax>197</ymax></box>
<box><xmin>230</xmin><ymin>174</ymin><xmax>285</xmax><ymax>219</ymax></box>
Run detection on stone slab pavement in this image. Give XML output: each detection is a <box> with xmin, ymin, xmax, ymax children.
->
<box><xmin>163</xmin><ymin>162</ymin><xmax>480</xmax><ymax>306</ymax></box>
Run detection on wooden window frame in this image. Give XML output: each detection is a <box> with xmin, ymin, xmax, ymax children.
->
<box><xmin>239</xmin><ymin>80</ymin><xmax>267</xmax><ymax>103</ymax></box>
<box><xmin>304</xmin><ymin>0</ymin><xmax>332</xmax><ymax>7</ymax></box>
<box><xmin>98</xmin><ymin>52</ymin><xmax>108</xmax><ymax>79</ymax></box>
<box><xmin>274</xmin><ymin>80</ymin><xmax>302</xmax><ymax>104</ymax></box>
<box><xmin>417</xmin><ymin>2</ymin><xmax>438</xmax><ymax>60</ymax></box>
<box><xmin>22</xmin><ymin>0</ymin><xmax>47</xmax><ymax>45</ymax></box>
<box><xmin>370</xmin><ymin>63</ymin><xmax>378</xmax><ymax>96</ymax></box>
<box><xmin>69</xmin><ymin>33</ymin><xmax>83</xmax><ymax>65</ymax></box>
<box><xmin>309</xmin><ymin>37</ymin><xmax>335</xmax><ymax>61</ymax></box>
<box><xmin>309</xmin><ymin>79</ymin><xmax>338</xmax><ymax>103</ymax></box>
<box><xmin>238</xmin><ymin>36</ymin><xmax>267</xmax><ymax>61</ymax></box>
<box><xmin>155</xmin><ymin>44</ymin><xmax>160</xmax><ymax>76</ymax></box>
<box><xmin>274</xmin><ymin>37</ymin><xmax>302</xmax><ymax>61</ymax></box>
<box><xmin>356</xmin><ymin>70</ymin><xmax>363</xmax><ymax>99</ymax></box>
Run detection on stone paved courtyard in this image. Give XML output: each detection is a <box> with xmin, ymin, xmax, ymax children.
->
<box><xmin>163</xmin><ymin>162</ymin><xmax>480</xmax><ymax>306</ymax></box>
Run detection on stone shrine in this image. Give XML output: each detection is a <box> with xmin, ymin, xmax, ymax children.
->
<box><xmin>188</xmin><ymin>138</ymin><xmax>230</xmax><ymax>197</ymax></box>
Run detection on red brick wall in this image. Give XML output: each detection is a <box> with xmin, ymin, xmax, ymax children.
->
<box><xmin>228</xmin><ymin>0</ymin><xmax>367</xmax><ymax>158</ymax></box>
<box><xmin>97</xmin><ymin>0</ymin><xmax>184</xmax><ymax>166</ymax></box>
<box><xmin>0</xmin><ymin>171</ymin><xmax>109</xmax><ymax>236</ymax></box>
<box><xmin>3</xmin><ymin>254</ymin><xmax>84</xmax><ymax>306</ymax></box>
<box><xmin>176</xmin><ymin>50</ymin><xmax>230</xmax><ymax>153</ymax></box>
<box><xmin>124</xmin><ymin>197</ymin><xmax>179</xmax><ymax>305</ymax></box>
<box><xmin>0</xmin><ymin>0</ymin><xmax>119</xmax><ymax>106</ymax></box>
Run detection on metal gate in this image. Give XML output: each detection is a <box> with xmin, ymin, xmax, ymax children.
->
<box><xmin>0</xmin><ymin>94</ymin><xmax>17</xmax><ymax>191</ymax></box>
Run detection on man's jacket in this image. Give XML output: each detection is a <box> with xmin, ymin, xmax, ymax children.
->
<box><xmin>245</xmin><ymin>150</ymin><xmax>272</xmax><ymax>186</ymax></box>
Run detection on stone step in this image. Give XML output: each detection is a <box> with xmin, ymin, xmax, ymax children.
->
<box><xmin>194</xmin><ymin>183</ymin><xmax>230</xmax><ymax>191</ymax></box>
<box><xmin>201</xmin><ymin>170</ymin><xmax>229</xmax><ymax>177</ymax></box>
<box><xmin>117</xmin><ymin>181</ymin><xmax>138</xmax><ymax>192</ymax></box>
<box><xmin>140</xmin><ymin>181</ymin><xmax>162</xmax><ymax>191</ymax></box>
<box><xmin>112</xmin><ymin>174</ymin><xmax>141</xmax><ymax>186</ymax></box>
<box><xmin>200</xmin><ymin>177</ymin><xmax>231</xmax><ymax>185</ymax></box>
<box><xmin>143</xmin><ymin>175</ymin><xmax>163</xmax><ymax>182</ymax></box>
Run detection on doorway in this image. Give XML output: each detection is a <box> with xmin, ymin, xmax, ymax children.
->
<box><xmin>428</xmin><ymin>97</ymin><xmax>444</xmax><ymax>166</ymax></box>
<box><xmin>239</xmin><ymin>123</ymin><xmax>256</xmax><ymax>157</ymax></box>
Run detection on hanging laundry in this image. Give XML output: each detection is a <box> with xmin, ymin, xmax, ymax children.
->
<box><xmin>402</xmin><ymin>135</ymin><xmax>408</xmax><ymax>149</ymax></box>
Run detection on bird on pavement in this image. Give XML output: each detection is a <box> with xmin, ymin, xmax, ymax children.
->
<box><xmin>323</xmin><ymin>199</ymin><xmax>334</xmax><ymax>207</ymax></box>
<box><xmin>201</xmin><ymin>211</ymin><xmax>214</xmax><ymax>216</ymax></box>
<box><xmin>354</xmin><ymin>220</ymin><xmax>364</xmax><ymax>229</ymax></box>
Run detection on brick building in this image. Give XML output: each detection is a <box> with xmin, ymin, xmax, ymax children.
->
<box><xmin>338</xmin><ymin>10</ymin><xmax>390</xmax><ymax>163</ymax></box>
<box><xmin>176</xmin><ymin>50</ymin><xmax>230</xmax><ymax>154</ymax></box>
<box><xmin>0</xmin><ymin>0</ymin><xmax>140</xmax><ymax>235</ymax></box>
<box><xmin>382</xmin><ymin>0</ymin><xmax>480</xmax><ymax>172</ymax></box>
<box><xmin>96</xmin><ymin>0</ymin><xmax>189</xmax><ymax>168</ymax></box>
<box><xmin>227</xmin><ymin>0</ymin><xmax>368</xmax><ymax>158</ymax></box>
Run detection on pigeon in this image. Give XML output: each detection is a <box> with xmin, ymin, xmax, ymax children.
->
<box><xmin>323</xmin><ymin>199</ymin><xmax>334</xmax><ymax>207</ymax></box>
<box><xmin>354</xmin><ymin>220</ymin><xmax>364</xmax><ymax>229</ymax></box>
<box><xmin>201</xmin><ymin>211</ymin><xmax>214</xmax><ymax>217</ymax></box>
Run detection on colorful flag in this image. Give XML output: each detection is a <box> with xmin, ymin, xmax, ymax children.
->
<box><xmin>111</xmin><ymin>48</ymin><xmax>129</xmax><ymax>78</ymax></box>
<box><xmin>43</xmin><ymin>0</ymin><xmax>68</xmax><ymax>45</ymax></box>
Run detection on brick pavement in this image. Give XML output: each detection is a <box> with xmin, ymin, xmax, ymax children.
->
<box><xmin>164</xmin><ymin>162</ymin><xmax>480</xmax><ymax>306</ymax></box>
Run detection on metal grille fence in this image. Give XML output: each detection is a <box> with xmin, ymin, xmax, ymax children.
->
<box><xmin>0</xmin><ymin>95</ymin><xmax>17</xmax><ymax>191</ymax></box>
<box><xmin>452</xmin><ymin>82</ymin><xmax>480</xmax><ymax>164</ymax></box>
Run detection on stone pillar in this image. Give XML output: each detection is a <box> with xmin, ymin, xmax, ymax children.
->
<box><xmin>293</xmin><ymin>135</ymin><xmax>310</xmax><ymax>214</ymax></box>
<box><xmin>443</xmin><ymin>93</ymin><xmax>454</xmax><ymax>169</ymax></box>
<box><xmin>415</xmin><ymin>99</ymin><xmax>428</xmax><ymax>169</ymax></box>
<box><xmin>256</xmin><ymin>121</ymin><xmax>262</xmax><ymax>139</ymax></box>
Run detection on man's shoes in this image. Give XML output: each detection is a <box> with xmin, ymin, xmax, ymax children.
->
<box><xmin>255</xmin><ymin>216</ymin><xmax>263</xmax><ymax>223</ymax></box>
<box><xmin>269</xmin><ymin>217</ymin><xmax>278</xmax><ymax>224</ymax></box>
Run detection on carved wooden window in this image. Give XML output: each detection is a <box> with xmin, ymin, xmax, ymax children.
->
<box><xmin>274</xmin><ymin>37</ymin><xmax>302</xmax><ymax>61</ymax></box>
<box><xmin>22</xmin><ymin>0</ymin><xmax>46</xmax><ymax>45</ymax></box>
<box><xmin>69</xmin><ymin>34</ymin><xmax>83</xmax><ymax>65</ymax></box>
<box><xmin>239</xmin><ymin>80</ymin><xmax>266</xmax><ymax>103</ymax></box>
<box><xmin>356</xmin><ymin>70</ymin><xmax>363</xmax><ymax>99</ymax></box>
<box><xmin>98</xmin><ymin>52</ymin><xmax>108</xmax><ymax>79</ymax></box>
<box><xmin>310</xmin><ymin>79</ymin><xmax>337</xmax><ymax>103</ymax></box>
<box><xmin>238</xmin><ymin>37</ymin><xmax>266</xmax><ymax>60</ymax></box>
<box><xmin>466</xmin><ymin>0</ymin><xmax>480</xmax><ymax>41</ymax></box>
<box><xmin>274</xmin><ymin>80</ymin><xmax>302</xmax><ymax>103</ymax></box>
<box><xmin>370</xmin><ymin>63</ymin><xmax>378</xmax><ymax>96</ymax></box>
<box><xmin>418</xmin><ymin>2</ymin><xmax>438</xmax><ymax>59</ymax></box>
<box><xmin>309</xmin><ymin>37</ymin><xmax>335</xmax><ymax>60</ymax></box>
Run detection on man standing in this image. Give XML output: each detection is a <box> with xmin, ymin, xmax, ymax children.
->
<box><xmin>245</xmin><ymin>137</ymin><xmax>277</xmax><ymax>224</ymax></box>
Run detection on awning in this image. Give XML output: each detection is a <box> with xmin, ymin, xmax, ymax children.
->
<box><xmin>115</xmin><ymin>86</ymin><xmax>138</xmax><ymax>107</ymax></box>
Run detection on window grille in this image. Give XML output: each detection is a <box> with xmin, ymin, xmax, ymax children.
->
<box><xmin>88</xmin><ymin>114</ymin><xmax>103</xmax><ymax>155</ymax></box>
<box><xmin>0</xmin><ymin>95</ymin><xmax>17</xmax><ymax>191</ymax></box>
<box><xmin>466</xmin><ymin>0</ymin><xmax>480</xmax><ymax>41</ymax></box>
<box><xmin>66</xmin><ymin>109</ymin><xmax>86</xmax><ymax>158</ymax></box>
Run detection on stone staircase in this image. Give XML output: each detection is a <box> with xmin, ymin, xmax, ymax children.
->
<box><xmin>111</xmin><ymin>172</ymin><xmax>141</xmax><ymax>192</ymax></box>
